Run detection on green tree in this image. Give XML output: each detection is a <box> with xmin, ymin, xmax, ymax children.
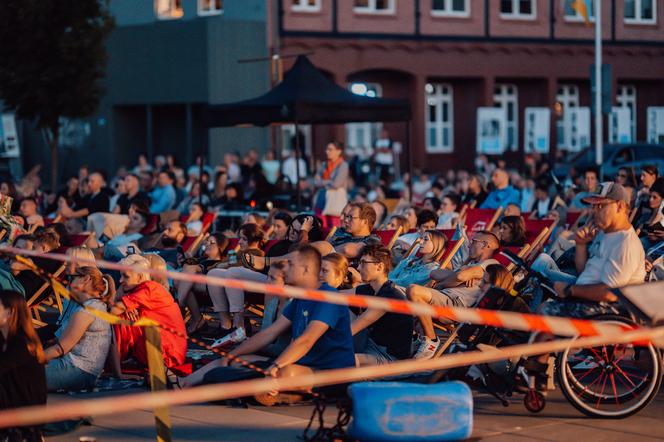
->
<box><xmin>0</xmin><ymin>0</ymin><xmax>114</xmax><ymax>192</ymax></box>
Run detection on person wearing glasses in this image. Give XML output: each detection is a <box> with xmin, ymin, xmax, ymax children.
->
<box><xmin>349</xmin><ymin>244</ymin><xmax>414</xmax><ymax>366</ymax></box>
<box><xmin>527</xmin><ymin>182</ymin><xmax>646</xmax><ymax>389</ymax></box>
<box><xmin>406</xmin><ymin>230</ymin><xmax>500</xmax><ymax>359</ymax></box>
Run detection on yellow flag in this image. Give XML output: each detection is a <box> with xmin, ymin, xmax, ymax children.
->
<box><xmin>571</xmin><ymin>0</ymin><xmax>593</xmax><ymax>25</ymax></box>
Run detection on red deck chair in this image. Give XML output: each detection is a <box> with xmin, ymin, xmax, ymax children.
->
<box><xmin>464</xmin><ymin>208</ymin><xmax>502</xmax><ymax>232</ymax></box>
<box><xmin>141</xmin><ymin>214</ymin><xmax>160</xmax><ymax>235</ymax></box>
<box><xmin>439</xmin><ymin>229</ymin><xmax>455</xmax><ymax>241</ymax></box>
<box><xmin>373</xmin><ymin>226</ymin><xmax>403</xmax><ymax>250</ymax></box>
<box><xmin>565</xmin><ymin>212</ymin><xmax>583</xmax><ymax>230</ymax></box>
<box><xmin>524</xmin><ymin>219</ymin><xmax>555</xmax><ymax>244</ymax></box>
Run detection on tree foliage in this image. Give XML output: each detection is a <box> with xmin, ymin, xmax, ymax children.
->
<box><xmin>0</xmin><ymin>0</ymin><xmax>114</xmax><ymax>188</ymax></box>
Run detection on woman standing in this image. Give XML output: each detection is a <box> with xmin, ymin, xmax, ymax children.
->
<box><xmin>0</xmin><ymin>290</ymin><xmax>46</xmax><ymax>441</ymax></box>
<box><xmin>314</xmin><ymin>142</ymin><xmax>350</xmax><ymax>229</ymax></box>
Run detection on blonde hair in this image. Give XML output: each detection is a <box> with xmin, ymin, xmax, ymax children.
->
<box><xmin>322</xmin><ymin>253</ymin><xmax>349</xmax><ymax>278</ymax></box>
<box><xmin>66</xmin><ymin>246</ymin><xmax>96</xmax><ymax>266</ymax></box>
<box><xmin>143</xmin><ymin>254</ymin><xmax>170</xmax><ymax>290</ymax></box>
<box><xmin>119</xmin><ymin>254</ymin><xmax>151</xmax><ymax>282</ymax></box>
<box><xmin>422</xmin><ymin>230</ymin><xmax>447</xmax><ymax>264</ymax></box>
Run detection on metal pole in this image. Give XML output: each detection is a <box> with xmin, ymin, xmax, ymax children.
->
<box><xmin>406</xmin><ymin>122</ymin><xmax>413</xmax><ymax>203</ymax></box>
<box><xmin>594</xmin><ymin>0</ymin><xmax>603</xmax><ymax>171</ymax></box>
<box><xmin>294</xmin><ymin>120</ymin><xmax>302</xmax><ymax>210</ymax></box>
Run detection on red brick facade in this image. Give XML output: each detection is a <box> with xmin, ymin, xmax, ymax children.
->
<box><xmin>275</xmin><ymin>0</ymin><xmax>664</xmax><ymax>171</ymax></box>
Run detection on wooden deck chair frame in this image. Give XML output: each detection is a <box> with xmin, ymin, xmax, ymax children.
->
<box><xmin>386</xmin><ymin>226</ymin><xmax>403</xmax><ymax>250</ymax></box>
<box><xmin>486</xmin><ymin>206</ymin><xmax>504</xmax><ymax>231</ymax></box>
<box><xmin>185</xmin><ymin>213</ymin><xmax>217</xmax><ymax>258</ymax></box>
<box><xmin>28</xmin><ymin>264</ymin><xmax>66</xmax><ymax>326</ymax></box>
<box><xmin>403</xmin><ymin>237</ymin><xmax>421</xmax><ymax>260</ymax></box>
<box><xmin>325</xmin><ymin>226</ymin><xmax>338</xmax><ymax>241</ymax></box>
<box><xmin>424</xmin><ymin>236</ymin><xmax>466</xmax><ymax>288</ymax></box>
<box><xmin>506</xmin><ymin>243</ymin><xmax>532</xmax><ymax>272</ymax></box>
<box><xmin>523</xmin><ymin>226</ymin><xmax>551</xmax><ymax>263</ymax></box>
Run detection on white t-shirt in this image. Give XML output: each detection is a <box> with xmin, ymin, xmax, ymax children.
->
<box><xmin>576</xmin><ymin>228</ymin><xmax>646</xmax><ymax>287</ymax></box>
<box><xmin>374</xmin><ymin>138</ymin><xmax>393</xmax><ymax>165</ymax></box>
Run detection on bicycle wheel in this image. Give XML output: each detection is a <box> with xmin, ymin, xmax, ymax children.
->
<box><xmin>557</xmin><ymin>318</ymin><xmax>663</xmax><ymax>418</ymax></box>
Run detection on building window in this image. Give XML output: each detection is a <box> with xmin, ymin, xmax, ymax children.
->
<box><xmin>198</xmin><ymin>0</ymin><xmax>223</xmax><ymax>16</ymax></box>
<box><xmin>353</xmin><ymin>0</ymin><xmax>395</xmax><ymax>14</ymax></box>
<box><xmin>425</xmin><ymin>83</ymin><xmax>454</xmax><ymax>153</ymax></box>
<box><xmin>346</xmin><ymin>83</ymin><xmax>383</xmax><ymax>155</ymax></box>
<box><xmin>291</xmin><ymin>0</ymin><xmax>321</xmax><ymax>12</ymax></box>
<box><xmin>494</xmin><ymin>84</ymin><xmax>518</xmax><ymax>151</ymax></box>
<box><xmin>500</xmin><ymin>0</ymin><xmax>536</xmax><ymax>19</ymax></box>
<box><xmin>556</xmin><ymin>85</ymin><xmax>580</xmax><ymax>149</ymax></box>
<box><xmin>564</xmin><ymin>0</ymin><xmax>595</xmax><ymax>21</ymax></box>
<box><xmin>156</xmin><ymin>0</ymin><xmax>183</xmax><ymax>19</ymax></box>
<box><xmin>616</xmin><ymin>85</ymin><xmax>637</xmax><ymax>141</ymax></box>
<box><xmin>431</xmin><ymin>0</ymin><xmax>470</xmax><ymax>17</ymax></box>
<box><xmin>624</xmin><ymin>0</ymin><xmax>656</xmax><ymax>24</ymax></box>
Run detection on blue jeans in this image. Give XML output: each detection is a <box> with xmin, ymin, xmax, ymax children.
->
<box><xmin>531</xmin><ymin>254</ymin><xmax>578</xmax><ymax>285</ymax></box>
<box><xmin>46</xmin><ymin>357</ymin><xmax>98</xmax><ymax>392</ymax></box>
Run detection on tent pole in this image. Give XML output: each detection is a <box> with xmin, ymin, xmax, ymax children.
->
<box><xmin>295</xmin><ymin>120</ymin><xmax>302</xmax><ymax>211</ymax></box>
<box><xmin>198</xmin><ymin>140</ymin><xmax>206</xmax><ymax>206</ymax></box>
<box><xmin>406</xmin><ymin>121</ymin><xmax>413</xmax><ymax>203</ymax></box>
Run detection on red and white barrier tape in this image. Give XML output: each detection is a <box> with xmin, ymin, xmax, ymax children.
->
<box><xmin>0</xmin><ymin>246</ymin><xmax>649</xmax><ymax>340</ymax></box>
<box><xmin>0</xmin><ymin>325</ymin><xmax>662</xmax><ymax>429</ymax></box>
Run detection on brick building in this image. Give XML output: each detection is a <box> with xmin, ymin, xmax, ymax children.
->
<box><xmin>276</xmin><ymin>0</ymin><xmax>664</xmax><ymax>171</ymax></box>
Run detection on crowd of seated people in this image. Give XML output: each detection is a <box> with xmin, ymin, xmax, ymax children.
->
<box><xmin>0</xmin><ymin>151</ymin><xmax>662</xmax><ymax>429</ymax></box>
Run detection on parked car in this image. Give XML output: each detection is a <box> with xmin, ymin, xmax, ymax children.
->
<box><xmin>554</xmin><ymin>143</ymin><xmax>664</xmax><ymax>181</ymax></box>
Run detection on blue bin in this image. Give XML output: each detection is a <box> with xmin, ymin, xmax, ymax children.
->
<box><xmin>347</xmin><ymin>381</ymin><xmax>473</xmax><ymax>441</ymax></box>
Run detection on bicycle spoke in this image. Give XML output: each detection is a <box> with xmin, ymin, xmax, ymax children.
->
<box><xmin>609</xmin><ymin>374</ymin><xmax>620</xmax><ymax>406</ymax></box>
<box><xmin>615</xmin><ymin>372</ymin><xmax>641</xmax><ymax>401</ymax></box>
<box><xmin>596</xmin><ymin>371</ymin><xmax>609</xmax><ymax>409</ymax></box>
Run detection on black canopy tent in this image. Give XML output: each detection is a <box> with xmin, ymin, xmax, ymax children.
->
<box><xmin>202</xmin><ymin>55</ymin><xmax>412</xmax><ymax>208</ymax></box>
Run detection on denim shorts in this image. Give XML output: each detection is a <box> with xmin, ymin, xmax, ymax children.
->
<box><xmin>364</xmin><ymin>339</ymin><xmax>397</xmax><ymax>365</ymax></box>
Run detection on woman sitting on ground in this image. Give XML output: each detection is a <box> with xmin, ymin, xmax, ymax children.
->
<box><xmin>389</xmin><ymin>230</ymin><xmax>447</xmax><ymax>287</ymax></box>
<box><xmin>43</xmin><ymin>267</ymin><xmax>113</xmax><ymax>392</ymax></box>
<box><xmin>0</xmin><ymin>291</ymin><xmax>46</xmax><ymax>440</ymax></box>
<box><xmin>177</xmin><ymin>233</ymin><xmax>229</xmax><ymax>334</ymax></box>
<box><xmin>495</xmin><ymin>215</ymin><xmax>527</xmax><ymax>247</ymax></box>
<box><xmin>110</xmin><ymin>255</ymin><xmax>188</xmax><ymax>374</ymax></box>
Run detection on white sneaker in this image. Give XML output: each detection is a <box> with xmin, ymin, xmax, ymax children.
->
<box><xmin>211</xmin><ymin>328</ymin><xmax>247</xmax><ymax>348</ymax></box>
<box><xmin>414</xmin><ymin>336</ymin><xmax>440</xmax><ymax>359</ymax></box>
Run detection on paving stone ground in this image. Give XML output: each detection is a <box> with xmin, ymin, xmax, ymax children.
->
<box><xmin>45</xmin><ymin>387</ymin><xmax>664</xmax><ymax>441</ymax></box>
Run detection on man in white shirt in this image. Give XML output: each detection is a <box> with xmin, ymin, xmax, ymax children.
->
<box><xmin>281</xmin><ymin>149</ymin><xmax>307</xmax><ymax>186</ymax></box>
<box><xmin>541</xmin><ymin>182</ymin><xmax>645</xmax><ymax>318</ymax></box>
<box><xmin>527</xmin><ymin>183</ymin><xmax>646</xmax><ymax>387</ymax></box>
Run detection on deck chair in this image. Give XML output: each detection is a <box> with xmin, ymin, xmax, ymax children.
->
<box><xmin>324</xmin><ymin>226</ymin><xmax>338</xmax><ymax>241</ymax></box>
<box><xmin>28</xmin><ymin>264</ymin><xmax>66</xmax><ymax>327</ymax></box>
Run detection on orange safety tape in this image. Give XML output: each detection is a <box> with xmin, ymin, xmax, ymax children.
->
<box><xmin>0</xmin><ymin>325</ymin><xmax>662</xmax><ymax>429</ymax></box>
<box><xmin>0</xmin><ymin>246</ymin><xmax>645</xmax><ymax>340</ymax></box>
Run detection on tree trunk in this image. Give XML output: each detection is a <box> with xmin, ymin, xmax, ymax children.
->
<box><xmin>50</xmin><ymin>124</ymin><xmax>59</xmax><ymax>193</ymax></box>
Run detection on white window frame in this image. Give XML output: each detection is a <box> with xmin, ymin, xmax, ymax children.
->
<box><xmin>431</xmin><ymin>0</ymin><xmax>470</xmax><ymax>18</ymax></box>
<box><xmin>494</xmin><ymin>84</ymin><xmax>519</xmax><ymax>151</ymax></box>
<box><xmin>198</xmin><ymin>0</ymin><xmax>223</xmax><ymax>16</ymax></box>
<box><xmin>624</xmin><ymin>0</ymin><xmax>657</xmax><ymax>24</ymax></box>
<box><xmin>556</xmin><ymin>84</ymin><xmax>580</xmax><ymax>149</ymax></box>
<box><xmin>425</xmin><ymin>83</ymin><xmax>454</xmax><ymax>153</ymax></box>
<box><xmin>291</xmin><ymin>0</ymin><xmax>321</xmax><ymax>13</ymax></box>
<box><xmin>616</xmin><ymin>85</ymin><xmax>637</xmax><ymax>141</ymax></box>
<box><xmin>346</xmin><ymin>83</ymin><xmax>383</xmax><ymax>155</ymax></box>
<box><xmin>353</xmin><ymin>0</ymin><xmax>396</xmax><ymax>15</ymax></box>
<box><xmin>563</xmin><ymin>0</ymin><xmax>596</xmax><ymax>22</ymax></box>
<box><xmin>499</xmin><ymin>0</ymin><xmax>536</xmax><ymax>20</ymax></box>
<box><xmin>156</xmin><ymin>0</ymin><xmax>183</xmax><ymax>20</ymax></box>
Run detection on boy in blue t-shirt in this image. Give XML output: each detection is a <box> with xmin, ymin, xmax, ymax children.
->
<box><xmin>181</xmin><ymin>244</ymin><xmax>355</xmax><ymax>391</ymax></box>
